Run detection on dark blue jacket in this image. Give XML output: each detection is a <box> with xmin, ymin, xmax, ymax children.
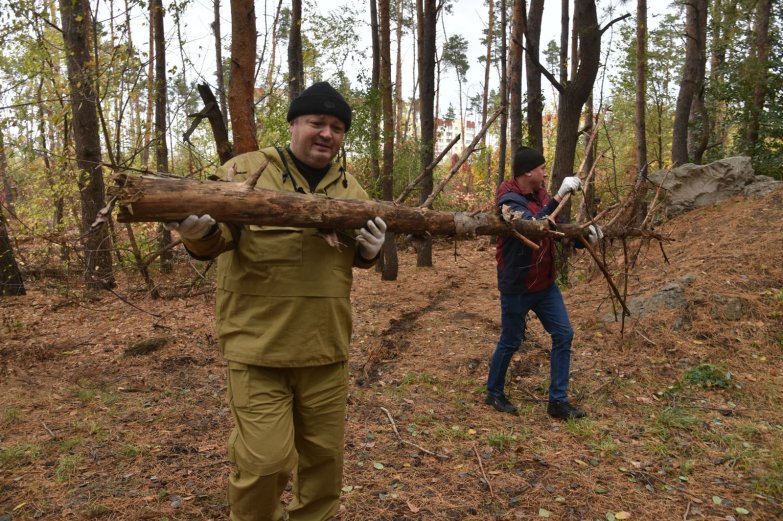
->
<box><xmin>495</xmin><ymin>179</ymin><xmax>560</xmax><ymax>294</ymax></box>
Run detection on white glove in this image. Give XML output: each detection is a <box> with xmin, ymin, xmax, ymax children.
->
<box><xmin>163</xmin><ymin>214</ymin><xmax>216</xmax><ymax>240</ymax></box>
<box><xmin>556</xmin><ymin>176</ymin><xmax>581</xmax><ymax>199</ymax></box>
<box><xmin>356</xmin><ymin>217</ymin><xmax>387</xmax><ymax>259</ymax></box>
<box><xmin>586</xmin><ymin>224</ymin><xmax>603</xmax><ymax>245</ymax></box>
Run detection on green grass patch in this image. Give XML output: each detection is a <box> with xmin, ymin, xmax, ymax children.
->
<box><xmin>565</xmin><ymin>417</ymin><xmax>596</xmax><ymax>437</ymax></box>
<box><xmin>398</xmin><ymin>372</ymin><xmax>439</xmax><ymax>387</ymax></box>
<box><xmin>433</xmin><ymin>423</ymin><xmax>470</xmax><ymax>441</ymax></box>
<box><xmin>60</xmin><ymin>437</ymin><xmax>83</xmax><ymax>452</ymax></box>
<box><xmin>119</xmin><ymin>444</ymin><xmax>143</xmax><ymax>458</ymax></box>
<box><xmin>683</xmin><ymin>363</ymin><xmax>732</xmax><ymax>389</ymax></box>
<box><xmin>0</xmin><ymin>442</ymin><xmax>40</xmax><ymax>466</ymax></box>
<box><xmin>651</xmin><ymin>407</ymin><xmax>698</xmax><ymax>441</ymax></box>
<box><xmin>486</xmin><ymin>430</ymin><xmax>515</xmax><ymax>449</ymax></box>
<box><xmin>82</xmin><ymin>502</ymin><xmax>111</xmax><ymax>519</ymax></box>
<box><xmin>55</xmin><ymin>454</ymin><xmax>80</xmax><ymax>481</ymax></box>
<box><xmin>2</xmin><ymin>407</ymin><xmax>20</xmax><ymax>424</ymax></box>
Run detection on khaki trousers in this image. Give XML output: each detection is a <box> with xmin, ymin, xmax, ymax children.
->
<box><xmin>227</xmin><ymin>361</ymin><xmax>348</xmax><ymax>521</ymax></box>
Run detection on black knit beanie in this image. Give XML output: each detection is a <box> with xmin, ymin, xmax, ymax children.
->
<box><xmin>287</xmin><ymin>82</ymin><xmax>352</xmax><ymax>131</ymax></box>
<box><xmin>512</xmin><ymin>146</ymin><xmax>546</xmax><ymax>177</ymax></box>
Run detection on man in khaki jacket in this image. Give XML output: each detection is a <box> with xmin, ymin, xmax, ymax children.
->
<box><xmin>166</xmin><ymin>82</ymin><xmax>386</xmax><ymax>521</ymax></box>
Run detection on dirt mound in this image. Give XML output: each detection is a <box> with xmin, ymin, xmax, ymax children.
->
<box><xmin>1</xmin><ymin>187</ymin><xmax>781</xmax><ymax>520</ymax></box>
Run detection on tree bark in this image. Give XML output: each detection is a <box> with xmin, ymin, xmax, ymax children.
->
<box><xmin>635</xmin><ymin>0</ymin><xmax>647</xmax><ymax>177</ymax></box>
<box><xmin>481</xmin><ymin>0</ymin><xmax>494</xmax><ymax>185</ymax></box>
<box><xmin>59</xmin><ymin>0</ymin><xmax>115</xmax><ymax>290</ymax></box>
<box><xmin>508</xmin><ymin>0</ymin><xmax>525</xmax><ymax>153</ymax></box>
<box><xmin>0</xmin><ymin>204</ymin><xmax>24</xmax><ymax>296</ymax></box>
<box><xmin>0</xmin><ymin>131</ymin><xmax>24</xmax><ymax>296</ymax></box>
<box><xmin>288</xmin><ymin>0</ymin><xmax>304</xmax><ymax>102</ymax></box>
<box><xmin>212</xmin><ymin>0</ymin><xmax>228</xmax><ymax>129</ymax></box>
<box><xmin>112</xmin><ymin>173</ymin><xmax>602</xmax><ymax>242</ymax></box>
<box><xmin>394</xmin><ymin>0</ymin><xmax>405</xmax><ymax>143</ymax></box>
<box><xmin>550</xmin><ymin>0</ymin><xmax>601</xmax><ymax>202</ymax></box>
<box><xmin>497</xmin><ymin>0</ymin><xmax>508</xmax><ymax>185</ymax></box>
<box><xmin>188</xmin><ymin>83</ymin><xmax>234</xmax><ymax>164</ymax></box>
<box><xmin>152</xmin><ymin>0</ymin><xmax>173</xmax><ymax>273</ymax></box>
<box><xmin>379</xmin><ymin>0</ymin><xmax>399</xmax><ymax>280</ymax></box>
<box><xmin>525</xmin><ymin>0</ymin><xmax>544</xmax><ymax>151</ymax></box>
<box><xmin>370</xmin><ymin>0</ymin><xmax>382</xmax><ymax>188</ymax></box>
<box><xmin>416</xmin><ymin>0</ymin><xmax>436</xmax><ymax>266</ymax></box>
<box><xmin>687</xmin><ymin>0</ymin><xmax>709</xmax><ymax>164</ymax></box>
<box><xmin>746</xmin><ymin>0</ymin><xmax>772</xmax><ymax>151</ymax></box>
<box><xmin>671</xmin><ymin>0</ymin><xmax>707</xmax><ymax>166</ymax></box>
<box><xmin>230</xmin><ymin>0</ymin><xmax>259</xmax><ymax>153</ymax></box>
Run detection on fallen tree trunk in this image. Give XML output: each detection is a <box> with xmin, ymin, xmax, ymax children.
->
<box><xmin>110</xmin><ymin>172</ymin><xmax>636</xmax><ymax>241</ymax></box>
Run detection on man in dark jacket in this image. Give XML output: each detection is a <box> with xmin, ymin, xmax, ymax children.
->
<box><xmin>485</xmin><ymin>146</ymin><xmax>599</xmax><ymax>420</ymax></box>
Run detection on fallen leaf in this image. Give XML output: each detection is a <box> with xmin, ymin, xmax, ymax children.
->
<box><xmin>736</xmin><ymin>507</ymin><xmax>750</xmax><ymax>515</ymax></box>
<box><xmin>538</xmin><ymin>508</ymin><xmax>551</xmax><ymax>518</ymax></box>
<box><xmin>712</xmin><ymin>496</ymin><xmax>722</xmax><ymax>505</ymax></box>
<box><xmin>615</xmin><ymin>512</ymin><xmax>631</xmax><ymax>519</ymax></box>
<box><xmin>406</xmin><ymin>500</ymin><xmax>420</xmax><ymax>513</ymax></box>
<box><xmin>373</xmin><ymin>462</ymin><xmax>384</xmax><ymax>470</ymax></box>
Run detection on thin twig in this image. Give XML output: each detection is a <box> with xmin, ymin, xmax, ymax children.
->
<box><xmin>380</xmin><ymin>407</ymin><xmax>448</xmax><ymax>459</ymax></box>
<box><xmin>472</xmin><ymin>443</ymin><xmax>496</xmax><ymax>499</ymax></box>
<box><xmin>578</xmin><ymin>236</ymin><xmax>631</xmax><ymax>317</ymax></box>
<box><xmin>41</xmin><ymin>421</ymin><xmax>57</xmax><ymax>439</ymax></box>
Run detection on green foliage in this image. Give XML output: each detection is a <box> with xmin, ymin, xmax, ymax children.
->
<box><xmin>683</xmin><ymin>363</ymin><xmax>732</xmax><ymax>389</ymax></box>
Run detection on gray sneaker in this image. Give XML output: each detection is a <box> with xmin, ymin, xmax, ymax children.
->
<box><xmin>485</xmin><ymin>394</ymin><xmax>518</xmax><ymax>414</ymax></box>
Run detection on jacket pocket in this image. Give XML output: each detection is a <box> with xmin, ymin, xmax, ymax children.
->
<box><xmin>242</xmin><ymin>225</ymin><xmax>303</xmax><ymax>266</ymax></box>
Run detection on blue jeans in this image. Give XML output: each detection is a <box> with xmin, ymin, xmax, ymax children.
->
<box><xmin>486</xmin><ymin>284</ymin><xmax>574</xmax><ymax>402</ymax></box>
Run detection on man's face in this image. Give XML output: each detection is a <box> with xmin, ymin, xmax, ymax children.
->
<box><xmin>289</xmin><ymin>114</ymin><xmax>346</xmax><ymax>169</ymax></box>
<box><xmin>516</xmin><ymin>163</ymin><xmax>547</xmax><ymax>191</ymax></box>
<box><xmin>528</xmin><ymin>163</ymin><xmax>547</xmax><ymax>190</ymax></box>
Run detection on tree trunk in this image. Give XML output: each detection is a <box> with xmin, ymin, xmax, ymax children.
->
<box><xmin>635</xmin><ymin>0</ymin><xmax>647</xmax><ymax>177</ymax></box>
<box><xmin>370</xmin><ymin>0</ymin><xmax>382</xmax><ymax>189</ymax></box>
<box><xmin>152</xmin><ymin>0</ymin><xmax>173</xmax><ymax>273</ymax></box>
<box><xmin>416</xmin><ymin>0</ymin><xmax>437</xmax><ymax>267</ymax></box>
<box><xmin>230</xmin><ymin>0</ymin><xmax>259</xmax><ymax>153</ymax></box>
<box><xmin>550</xmin><ymin>0</ymin><xmax>601</xmax><ymax>201</ymax></box>
<box><xmin>746</xmin><ymin>0</ymin><xmax>772</xmax><ymax>151</ymax></box>
<box><xmin>288</xmin><ymin>0</ymin><xmax>304</xmax><ymax>101</ymax></box>
<box><xmin>0</xmin><ymin>129</ymin><xmax>15</xmax><ymax>212</ymax></box>
<box><xmin>212</xmin><ymin>0</ymin><xmax>228</xmax><ymax>129</ymax></box>
<box><xmin>113</xmin><ymin>173</ymin><xmax>604</xmax><ymax>242</ymax></box>
<box><xmin>559</xmin><ymin>0</ymin><xmax>568</xmax><ymax>84</ymax></box>
<box><xmin>525</xmin><ymin>0</ymin><xmax>544</xmax><ymax>151</ymax></box>
<box><xmin>142</xmin><ymin>4</ymin><xmax>154</xmax><ymax>169</ymax></box>
<box><xmin>59</xmin><ymin>0</ymin><xmax>115</xmax><ymax>290</ymax></box>
<box><xmin>379</xmin><ymin>0</ymin><xmax>399</xmax><ymax>280</ymax></box>
<box><xmin>671</xmin><ymin>0</ymin><xmax>707</xmax><ymax>166</ymax></box>
<box><xmin>481</xmin><ymin>0</ymin><xmax>494</xmax><ymax>185</ymax></box>
<box><xmin>687</xmin><ymin>0</ymin><xmax>709</xmax><ymax>164</ymax></box>
<box><xmin>394</xmin><ymin>0</ymin><xmax>405</xmax><ymax>144</ymax></box>
<box><xmin>0</xmin><ymin>204</ymin><xmax>24</xmax><ymax>296</ymax></box>
<box><xmin>508</xmin><ymin>0</ymin><xmax>525</xmax><ymax>153</ymax></box>
<box><xmin>0</xmin><ymin>131</ymin><xmax>24</xmax><ymax>296</ymax></box>
<box><xmin>497</xmin><ymin>0</ymin><xmax>508</xmax><ymax>185</ymax></box>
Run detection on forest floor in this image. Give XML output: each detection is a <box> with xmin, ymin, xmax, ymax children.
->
<box><xmin>1</xmin><ymin>186</ymin><xmax>782</xmax><ymax>521</ymax></box>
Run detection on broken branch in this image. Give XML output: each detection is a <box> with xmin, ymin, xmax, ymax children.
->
<box><xmin>111</xmin><ymin>172</ymin><xmax>628</xmax><ymax>241</ymax></box>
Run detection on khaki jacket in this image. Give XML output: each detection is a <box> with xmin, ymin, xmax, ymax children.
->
<box><xmin>183</xmin><ymin>147</ymin><xmax>376</xmax><ymax>367</ymax></box>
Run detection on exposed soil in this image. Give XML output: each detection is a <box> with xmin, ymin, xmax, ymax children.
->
<box><xmin>1</xmin><ymin>186</ymin><xmax>782</xmax><ymax>520</ymax></box>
